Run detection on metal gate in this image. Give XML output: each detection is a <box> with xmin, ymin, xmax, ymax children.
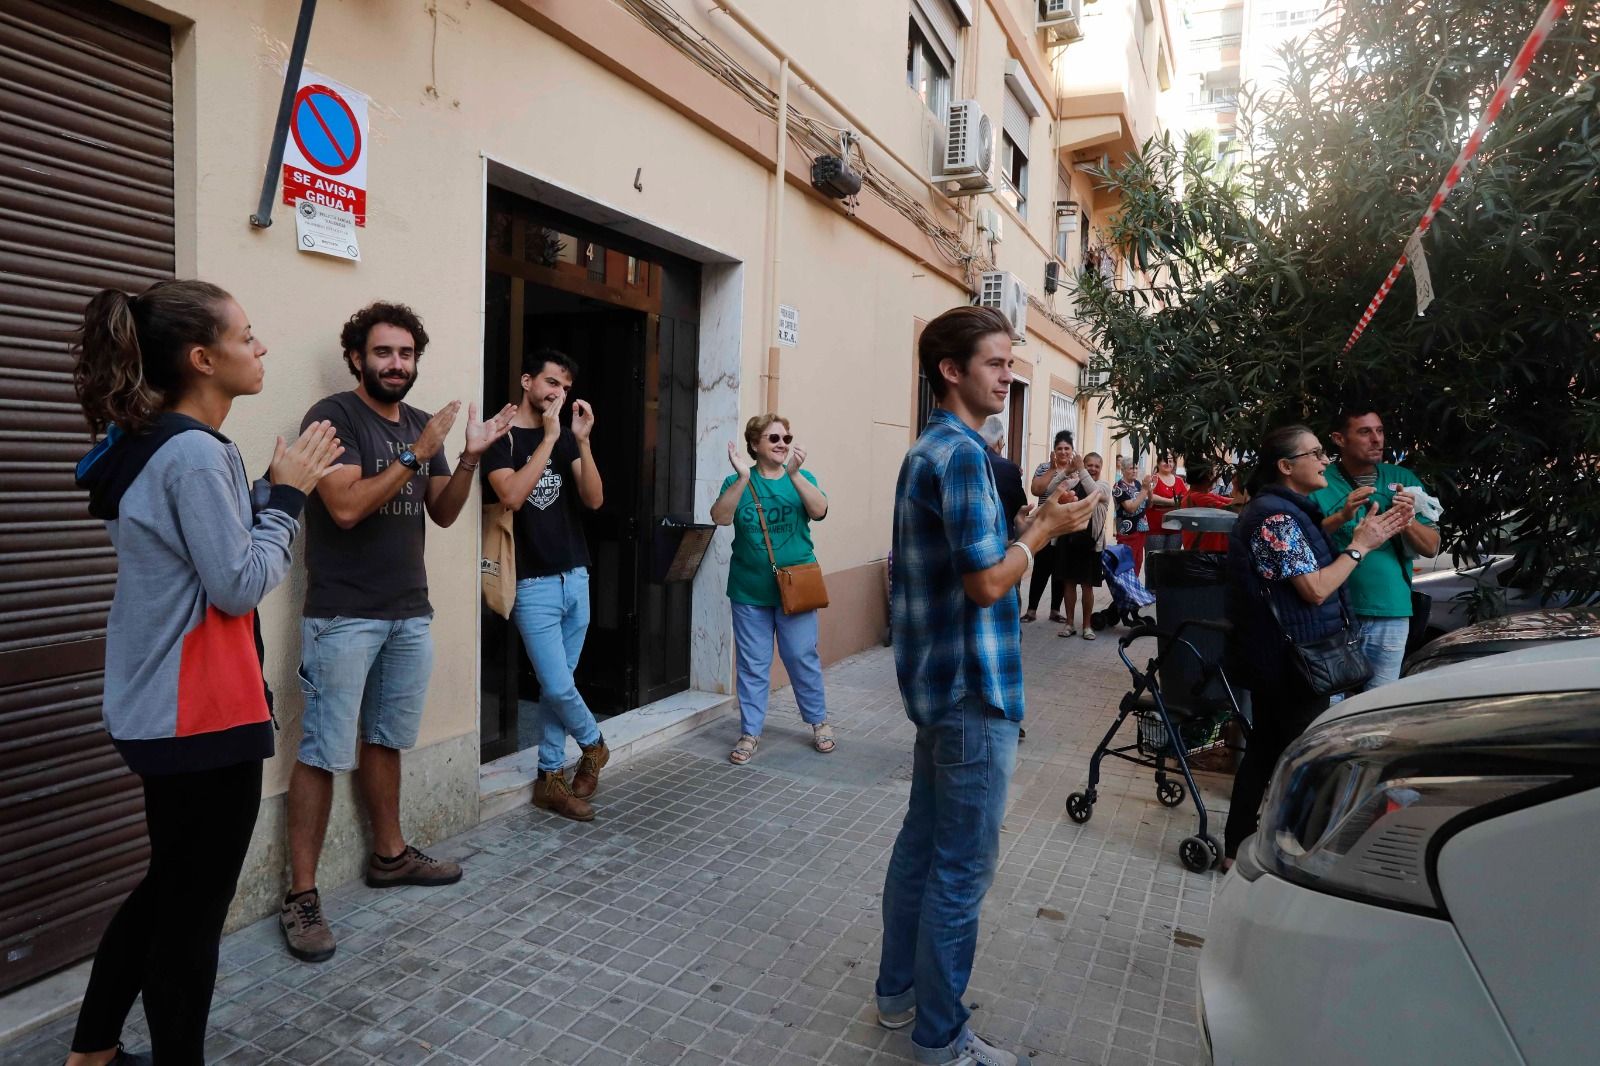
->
<box><xmin>0</xmin><ymin>0</ymin><xmax>174</xmax><ymax>993</ymax></box>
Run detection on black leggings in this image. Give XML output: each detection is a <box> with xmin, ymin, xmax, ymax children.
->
<box><xmin>1025</xmin><ymin>541</ymin><xmax>1061</xmax><ymax>613</ymax></box>
<box><xmin>1224</xmin><ymin>676</ymin><xmax>1328</xmax><ymax>858</ymax></box>
<box><xmin>72</xmin><ymin>759</ymin><xmax>262</xmax><ymax>1064</ymax></box>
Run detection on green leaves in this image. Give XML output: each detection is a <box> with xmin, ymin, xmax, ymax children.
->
<box><xmin>1071</xmin><ymin>0</ymin><xmax>1600</xmax><ymax>593</ymax></box>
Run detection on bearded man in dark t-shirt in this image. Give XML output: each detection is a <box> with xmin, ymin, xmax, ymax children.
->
<box><xmin>482</xmin><ymin>347</ymin><xmax>607</xmax><ymax>822</ymax></box>
<box><xmin>280</xmin><ymin>302</ymin><xmax>514</xmax><ymax>964</ymax></box>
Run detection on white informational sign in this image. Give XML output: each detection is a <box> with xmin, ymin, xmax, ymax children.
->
<box><xmin>295</xmin><ymin>199</ymin><xmax>361</xmax><ymax>261</ymax></box>
<box><xmin>1405</xmin><ymin>231</ymin><xmax>1434</xmax><ymax>316</ymax></box>
<box><xmin>281</xmin><ymin>69</ymin><xmax>369</xmax><ymax>225</ymax></box>
<box><xmin>777</xmin><ymin>304</ymin><xmax>799</xmax><ymax>348</ymax></box>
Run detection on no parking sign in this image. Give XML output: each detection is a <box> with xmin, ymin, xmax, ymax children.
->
<box><xmin>280</xmin><ymin>70</ymin><xmax>369</xmax><ymax>225</ymax></box>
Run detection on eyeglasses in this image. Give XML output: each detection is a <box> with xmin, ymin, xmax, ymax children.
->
<box><xmin>1286</xmin><ymin>447</ymin><xmax>1329</xmax><ymax>462</ymax></box>
<box><xmin>766</xmin><ymin>433</ymin><xmax>794</xmax><ymax>444</ymax></box>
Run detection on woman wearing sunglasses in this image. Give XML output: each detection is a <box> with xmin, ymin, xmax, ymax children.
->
<box><xmin>710</xmin><ymin>414</ymin><xmax>833</xmax><ymax>764</ymax></box>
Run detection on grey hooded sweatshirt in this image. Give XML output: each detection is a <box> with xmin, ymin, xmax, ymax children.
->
<box><xmin>75</xmin><ymin>413</ymin><xmax>305</xmax><ymax>775</ymax></box>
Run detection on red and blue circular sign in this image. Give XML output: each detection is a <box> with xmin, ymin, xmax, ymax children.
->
<box><xmin>290</xmin><ymin>84</ymin><xmax>361</xmax><ymax>176</ymax></box>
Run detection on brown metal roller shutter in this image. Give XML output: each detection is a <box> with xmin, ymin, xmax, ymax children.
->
<box><xmin>0</xmin><ymin>0</ymin><xmax>173</xmax><ymax>993</ymax></box>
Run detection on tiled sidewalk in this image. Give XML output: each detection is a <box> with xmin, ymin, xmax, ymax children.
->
<box><xmin>5</xmin><ymin>611</ymin><xmax>1232</xmax><ymax>1066</ymax></box>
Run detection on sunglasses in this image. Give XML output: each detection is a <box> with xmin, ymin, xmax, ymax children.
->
<box><xmin>766</xmin><ymin>433</ymin><xmax>794</xmax><ymax>444</ymax></box>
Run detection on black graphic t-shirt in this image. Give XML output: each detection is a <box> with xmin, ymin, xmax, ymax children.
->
<box><xmin>302</xmin><ymin>391</ymin><xmax>451</xmax><ymax>619</ymax></box>
<box><xmin>482</xmin><ymin>425</ymin><xmax>591</xmax><ymax>579</ymax></box>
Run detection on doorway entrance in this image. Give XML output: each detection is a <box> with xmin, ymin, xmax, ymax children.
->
<box><xmin>480</xmin><ymin>187</ymin><xmax>701</xmax><ymax>763</ymax></box>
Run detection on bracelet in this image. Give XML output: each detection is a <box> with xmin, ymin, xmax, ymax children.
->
<box><xmin>1011</xmin><ymin>540</ymin><xmax>1035</xmax><ymax>569</ymax></box>
<box><xmin>457</xmin><ymin>454</ymin><xmax>479</xmax><ymax>470</ymax></box>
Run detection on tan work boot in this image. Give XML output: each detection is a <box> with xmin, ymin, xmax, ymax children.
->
<box><xmin>533</xmin><ymin>769</ymin><xmax>594</xmax><ymax>821</ymax></box>
<box><xmin>571</xmin><ymin>736</ymin><xmax>610</xmax><ymax>799</ymax></box>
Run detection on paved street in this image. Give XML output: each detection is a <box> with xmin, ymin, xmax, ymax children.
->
<box><xmin>5</xmin><ymin>613</ymin><xmax>1231</xmax><ymax>1066</ymax></box>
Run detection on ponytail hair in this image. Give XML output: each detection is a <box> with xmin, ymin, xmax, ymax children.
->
<box><xmin>1244</xmin><ymin>423</ymin><xmax>1314</xmax><ymax>496</ymax></box>
<box><xmin>73</xmin><ymin>279</ymin><xmax>231</xmax><ymax>434</ymax></box>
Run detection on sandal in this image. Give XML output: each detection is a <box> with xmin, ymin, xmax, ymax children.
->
<box><xmin>811</xmin><ymin>723</ymin><xmax>836</xmax><ymax>754</ymax></box>
<box><xmin>1049</xmin><ymin>611</ymin><xmax>1068</xmax><ymax>623</ymax></box>
<box><xmin>729</xmin><ymin>734</ymin><xmax>758</xmax><ymax>765</ymax></box>
<box><xmin>1020</xmin><ymin>611</ymin><xmax>1037</xmax><ymax>623</ymax></box>
<box><xmin>1058</xmin><ymin>626</ymin><xmax>1077</xmax><ymax>638</ymax></box>
<box><xmin>1082</xmin><ymin>630</ymin><xmax>1097</xmax><ymax>640</ymax></box>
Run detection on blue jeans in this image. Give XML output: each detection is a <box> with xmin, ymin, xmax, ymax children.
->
<box><xmin>1333</xmin><ymin>615</ymin><xmax>1410</xmax><ymax>704</ymax></box>
<box><xmin>1357</xmin><ymin>615</ymin><xmax>1409</xmax><ymax>690</ymax></box>
<box><xmin>877</xmin><ymin>697</ymin><xmax>1020</xmax><ymax>1062</ymax></box>
<box><xmin>297</xmin><ymin>615</ymin><xmax>433</xmax><ymax>772</ymax></box>
<box><xmin>511</xmin><ymin>570</ymin><xmax>601</xmax><ymax>772</ymax></box>
<box><xmin>730</xmin><ymin>603</ymin><xmax>828</xmax><ymax>736</ymax></box>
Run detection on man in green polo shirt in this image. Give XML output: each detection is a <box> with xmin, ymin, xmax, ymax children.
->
<box><xmin>1311</xmin><ymin>409</ymin><xmax>1441</xmax><ymax>690</ymax></box>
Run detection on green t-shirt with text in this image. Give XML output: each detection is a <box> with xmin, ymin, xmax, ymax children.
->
<box><xmin>1310</xmin><ymin>461</ymin><xmax>1434</xmax><ymax>618</ymax></box>
<box><xmin>721</xmin><ymin>469</ymin><xmax>824</xmax><ymax>607</ymax></box>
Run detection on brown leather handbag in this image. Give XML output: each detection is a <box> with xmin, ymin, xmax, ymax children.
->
<box><xmin>748</xmin><ymin>483</ymin><xmax>829</xmax><ymax>614</ymax></box>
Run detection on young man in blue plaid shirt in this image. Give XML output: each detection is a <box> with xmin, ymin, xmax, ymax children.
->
<box><xmin>876</xmin><ymin>306</ymin><xmax>1100</xmax><ymax>1066</ymax></box>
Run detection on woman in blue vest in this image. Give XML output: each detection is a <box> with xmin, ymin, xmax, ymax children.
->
<box><xmin>1223</xmin><ymin>425</ymin><xmax>1408</xmax><ymax>867</ymax></box>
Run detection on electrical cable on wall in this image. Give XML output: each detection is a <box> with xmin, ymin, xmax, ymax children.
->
<box><xmin>615</xmin><ymin>0</ymin><xmax>1090</xmax><ymax>343</ymax></box>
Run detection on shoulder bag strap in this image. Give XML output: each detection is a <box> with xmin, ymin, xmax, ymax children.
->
<box><xmin>745</xmin><ymin>480</ymin><xmax>780</xmax><ymax>574</ymax></box>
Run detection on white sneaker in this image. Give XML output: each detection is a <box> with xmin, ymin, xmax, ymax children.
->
<box><xmin>952</xmin><ymin>1032</ymin><xmax>1018</xmax><ymax>1066</ymax></box>
<box><xmin>878</xmin><ymin>1004</ymin><xmax>916</xmax><ymax>1029</ymax></box>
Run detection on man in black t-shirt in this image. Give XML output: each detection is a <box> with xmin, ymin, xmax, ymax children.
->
<box><xmin>483</xmin><ymin>348</ymin><xmax>607</xmax><ymax>822</ymax></box>
<box><xmin>281</xmin><ymin>302</ymin><xmax>515</xmax><ymax>963</ymax></box>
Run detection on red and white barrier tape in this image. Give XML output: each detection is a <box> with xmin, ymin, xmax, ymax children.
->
<box><xmin>1341</xmin><ymin>0</ymin><xmax>1569</xmax><ymax>353</ymax></box>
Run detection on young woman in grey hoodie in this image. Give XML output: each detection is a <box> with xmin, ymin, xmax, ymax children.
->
<box><xmin>66</xmin><ymin>280</ymin><xmax>342</xmax><ymax>1066</ymax></box>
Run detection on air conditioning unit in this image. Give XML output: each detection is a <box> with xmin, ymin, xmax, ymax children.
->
<box><xmin>978</xmin><ymin>270</ymin><xmax>1028</xmax><ymax>341</ymax></box>
<box><xmin>976</xmin><ymin>207</ymin><xmax>1004</xmax><ymax>244</ymax></box>
<box><xmin>938</xmin><ymin>99</ymin><xmax>995</xmax><ymax>195</ymax></box>
<box><xmin>1038</xmin><ymin>0</ymin><xmax>1083</xmax><ymax>44</ymax></box>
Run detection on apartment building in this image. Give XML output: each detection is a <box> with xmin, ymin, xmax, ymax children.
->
<box><xmin>0</xmin><ymin>0</ymin><xmax>1176</xmax><ymax>994</ymax></box>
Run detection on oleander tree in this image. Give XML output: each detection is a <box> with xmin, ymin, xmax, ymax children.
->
<box><xmin>1073</xmin><ymin>0</ymin><xmax>1600</xmax><ymax>596</ymax></box>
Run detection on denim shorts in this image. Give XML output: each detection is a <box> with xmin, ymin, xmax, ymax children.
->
<box><xmin>297</xmin><ymin>615</ymin><xmax>434</xmax><ymax>772</ymax></box>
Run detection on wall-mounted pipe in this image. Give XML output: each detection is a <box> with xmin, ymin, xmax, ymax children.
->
<box><xmin>249</xmin><ymin>0</ymin><xmax>319</xmax><ymax>228</ymax></box>
<box><xmin>762</xmin><ymin>57</ymin><xmax>788</xmax><ymax>413</ymax></box>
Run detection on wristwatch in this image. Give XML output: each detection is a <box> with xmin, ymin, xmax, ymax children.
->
<box><xmin>397</xmin><ymin>447</ymin><xmax>421</xmax><ymax>472</ymax></box>
<box><xmin>1343</xmin><ymin>548</ymin><xmax>1364</xmax><ymax>563</ymax></box>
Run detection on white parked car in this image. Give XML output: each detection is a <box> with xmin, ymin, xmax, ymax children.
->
<box><xmin>1411</xmin><ymin>554</ymin><xmax>1596</xmax><ymax>640</ymax></box>
<box><xmin>1197</xmin><ymin>640</ymin><xmax>1600</xmax><ymax>1066</ymax></box>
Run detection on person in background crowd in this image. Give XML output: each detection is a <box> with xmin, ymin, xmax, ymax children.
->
<box><xmin>880</xmin><ymin>305</ymin><xmax>1099</xmax><ymax>1066</ymax></box>
<box><xmin>709</xmin><ymin>413</ymin><xmax>833</xmax><ymax>765</ymax></box>
<box><xmin>1020</xmin><ymin>430</ymin><xmax>1076</xmax><ymax>622</ymax></box>
<box><xmin>484</xmin><ymin>349</ymin><xmax>609</xmax><ymax>818</ymax></box>
<box><xmin>1145</xmin><ymin>451</ymin><xmax>1187</xmax><ymax>550</ymax></box>
<box><xmin>1051</xmin><ymin>451</ymin><xmax>1112</xmax><ymax>640</ymax></box>
<box><xmin>979</xmin><ymin>415</ymin><xmax>1028</xmax><ymax>536</ymax></box>
<box><xmin>1223</xmin><ymin>426</ymin><xmax>1408</xmax><ymax>868</ymax></box>
<box><xmin>1310</xmin><ymin>409</ymin><xmax>1440</xmax><ymax>690</ymax></box>
<box><xmin>283</xmin><ymin>303</ymin><xmax>512</xmax><ymax>962</ymax></box>
<box><xmin>67</xmin><ymin>280</ymin><xmax>342</xmax><ymax>1066</ymax></box>
<box><xmin>1179</xmin><ymin>460</ymin><xmax>1237</xmax><ymax>552</ymax></box>
<box><xmin>1112</xmin><ymin>458</ymin><xmax>1151</xmax><ymax>576</ymax></box>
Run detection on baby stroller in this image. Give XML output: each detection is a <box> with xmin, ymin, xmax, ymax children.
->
<box><xmin>1065</xmin><ymin>619</ymin><xmax>1247</xmax><ymax>872</ymax></box>
<box><xmin>1090</xmin><ymin>543</ymin><xmax>1155</xmax><ymax>631</ymax></box>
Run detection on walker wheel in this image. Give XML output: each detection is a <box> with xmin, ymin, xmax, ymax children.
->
<box><xmin>1065</xmin><ymin>792</ymin><xmax>1094</xmax><ymax>823</ymax></box>
<box><xmin>1179</xmin><ymin>835</ymin><xmax>1215</xmax><ymax>872</ymax></box>
<box><xmin>1156</xmin><ymin>779</ymin><xmax>1186</xmax><ymax>808</ymax></box>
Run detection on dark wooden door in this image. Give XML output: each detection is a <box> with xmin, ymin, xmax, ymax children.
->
<box><xmin>0</xmin><ymin>0</ymin><xmax>174</xmax><ymax>993</ymax></box>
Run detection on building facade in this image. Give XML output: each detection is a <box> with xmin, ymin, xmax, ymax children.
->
<box><xmin>0</xmin><ymin>0</ymin><xmax>1175</xmax><ymax>994</ymax></box>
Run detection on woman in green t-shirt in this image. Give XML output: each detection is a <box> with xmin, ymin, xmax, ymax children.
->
<box><xmin>710</xmin><ymin>414</ymin><xmax>833</xmax><ymax>764</ymax></box>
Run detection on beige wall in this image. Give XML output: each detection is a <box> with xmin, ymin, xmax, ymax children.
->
<box><xmin>118</xmin><ymin>0</ymin><xmax>1167</xmax><ymax>808</ymax></box>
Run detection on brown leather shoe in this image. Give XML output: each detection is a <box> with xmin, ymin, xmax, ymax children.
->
<box><xmin>533</xmin><ymin>769</ymin><xmax>594</xmax><ymax>821</ymax></box>
<box><xmin>571</xmin><ymin>736</ymin><xmax>610</xmax><ymax>799</ymax></box>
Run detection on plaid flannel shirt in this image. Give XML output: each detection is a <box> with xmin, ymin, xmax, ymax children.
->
<box><xmin>891</xmin><ymin>408</ymin><xmax>1024</xmax><ymax>726</ymax></box>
